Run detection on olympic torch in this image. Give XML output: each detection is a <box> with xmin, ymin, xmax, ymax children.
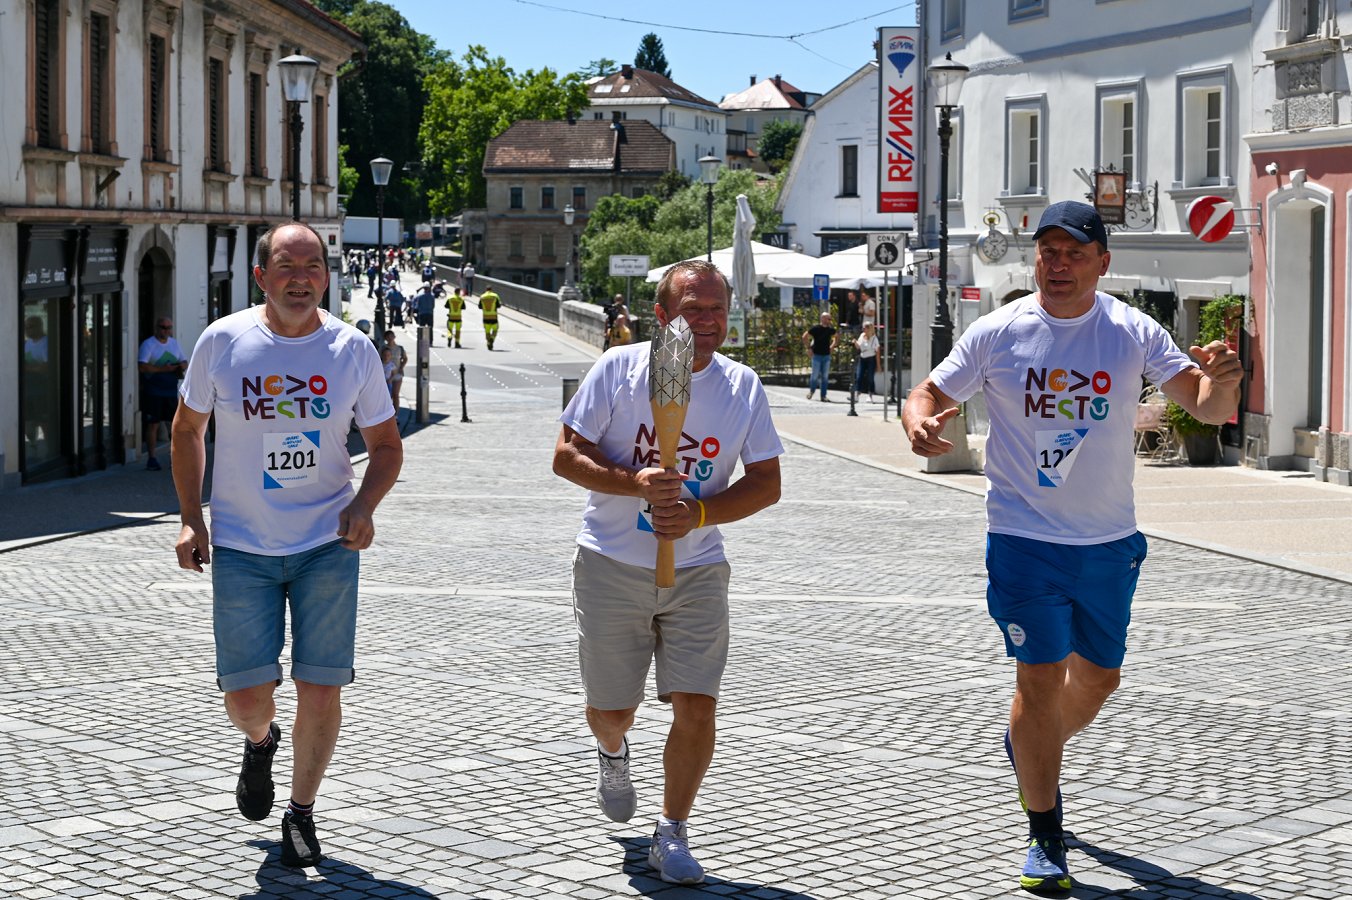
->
<box><xmin>649</xmin><ymin>315</ymin><xmax>694</xmax><ymax>587</ymax></box>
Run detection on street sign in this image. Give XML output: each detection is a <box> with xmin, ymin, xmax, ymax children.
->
<box><xmin>609</xmin><ymin>254</ymin><xmax>650</xmax><ymax>276</ymax></box>
<box><xmin>812</xmin><ymin>274</ymin><xmax>830</xmax><ymax>301</ymax></box>
<box><xmin>1186</xmin><ymin>196</ymin><xmax>1236</xmax><ymax>243</ymax></box>
<box><xmin>761</xmin><ymin>232</ymin><xmax>789</xmax><ymax>249</ymax></box>
<box><xmin>867</xmin><ymin>232</ymin><xmax>905</xmax><ymax>271</ymax></box>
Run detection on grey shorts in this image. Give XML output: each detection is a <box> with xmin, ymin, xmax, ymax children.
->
<box><xmin>571</xmin><ymin>546</ymin><xmax>731</xmax><ymax>709</ymax></box>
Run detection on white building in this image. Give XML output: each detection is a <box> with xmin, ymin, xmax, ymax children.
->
<box><xmin>585</xmin><ymin>64</ymin><xmax>727</xmax><ymax>179</ymax></box>
<box><xmin>911</xmin><ymin>0</ymin><xmax>1255</xmax><ymax>388</ymax></box>
<box><xmin>2</xmin><ymin>0</ymin><xmax>363</xmax><ymax>487</ymax></box>
<box><xmin>719</xmin><ymin>74</ymin><xmax>818</xmax><ymax>173</ymax></box>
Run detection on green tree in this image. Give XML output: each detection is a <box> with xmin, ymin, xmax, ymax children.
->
<box><xmin>579</xmin><ymin>58</ymin><xmax>617</xmax><ymax>78</ymax></box>
<box><xmin>579</xmin><ymin>169</ymin><xmax>782</xmax><ymax>303</ymax></box>
<box><xmin>634</xmin><ymin>33</ymin><xmax>670</xmax><ymax>78</ymax></box>
<box><xmin>337</xmin><ymin>143</ymin><xmax>360</xmax><ymax>198</ymax></box>
<box><xmin>757</xmin><ymin>119</ymin><xmax>803</xmax><ymax>174</ymax></box>
<box><xmin>653</xmin><ymin>170</ymin><xmax>691</xmax><ymax>201</ymax></box>
<box><xmin>419</xmin><ymin>46</ymin><xmax>589</xmax><ymax>214</ymax></box>
<box><xmin>316</xmin><ymin>0</ymin><xmax>446</xmax><ymax>220</ymax></box>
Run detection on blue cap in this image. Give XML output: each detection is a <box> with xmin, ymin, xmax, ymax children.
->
<box><xmin>1034</xmin><ymin>201</ymin><xmax>1108</xmax><ymax>248</ymax></box>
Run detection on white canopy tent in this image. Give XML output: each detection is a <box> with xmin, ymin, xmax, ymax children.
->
<box><xmin>644</xmin><ymin>241</ymin><xmax>802</xmax><ymax>285</ymax></box>
<box><xmin>765</xmin><ymin>244</ymin><xmax>908</xmax><ymax>290</ymax></box>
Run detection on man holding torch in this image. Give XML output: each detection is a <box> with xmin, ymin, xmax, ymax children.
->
<box><xmin>553</xmin><ymin>260</ymin><xmax>782</xmax><ymax>884</ymax></box>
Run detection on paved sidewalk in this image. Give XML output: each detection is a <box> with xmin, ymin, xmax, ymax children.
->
<box><xmin>1</xmin><ymin>308</ymin><xmax>1351</xmax><ymax>899</ymax></box>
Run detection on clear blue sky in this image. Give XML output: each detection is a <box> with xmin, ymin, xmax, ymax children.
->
<box><xmin>391</xmin><ymin>1</ymin><xmax>918</xmax><ymax>104</ymax></box>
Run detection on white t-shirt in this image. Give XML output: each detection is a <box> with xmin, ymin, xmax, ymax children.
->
<box><xmin>931</xmin><ymin>292</ymin><xmax>1194</xmax><ymax>545</ymax></box>
<box><xmin>180</xmin><ymin>308</ymin><xmax>394</xmax><ymax>555</ymax></box>
<box><xmin>560</xmin><ymin>344</ymin><xmax>784</xmax><ymax>569</ymax></box>
<box><xmin>856</xmin><ymin>333</ymin><xmax>879</xmax><ymax>359</ymax></box>
<box><xmin>138</xmin><ymin>335</ymin><xmax>186</xmax><ymax>366</ymax></box>
<box><xmin>862</xmin><ymin>297</ymin><xmax>877</xmax><ymax>326</ymax></box>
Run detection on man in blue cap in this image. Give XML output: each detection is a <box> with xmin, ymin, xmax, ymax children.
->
<box><xmin>902</xmin><ymin>201</ymin><xmax>1242</xmax><ymax>894</ymax></box>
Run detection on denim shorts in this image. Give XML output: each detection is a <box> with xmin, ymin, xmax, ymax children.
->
<box><xmin>985</xmin><ymin>531</ymin><xmax>1148</xmax><ymax>670</ymax></box>
<box><xmin>211</xmin><ymin>540</ymin><xmax>360</xmax><ymax>692</ymax></box>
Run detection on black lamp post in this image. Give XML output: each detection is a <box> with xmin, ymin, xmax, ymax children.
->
<box><xmin>558</xmin><ymin>203</ymin><xmax>581</xmax><ymax>303</ymax></box>
<box><xmin>278</xmin><ymin>54</ymin><xmax>319</xmax><ymax>221</ymax></box>
<box><xmin>370</xmin><ymin>156</ymin><xmax>393</xmax><ymax>336</ymax></box>
<box><xmin>927</xmin><ymin>52</ymin><xmax>968</xmax><ymax>366</ymax></box>
<box><xmin>403</xmin><ymin>159</ymin><xmax>424</xmax><ymax>254</ymax></box>
<box><xmin>699</xmin><ymin>155</ymin><xmax>721</xmax><ymax>261</ymax></box>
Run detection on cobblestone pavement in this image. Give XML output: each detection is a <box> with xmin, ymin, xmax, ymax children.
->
<box><xmin>2</xmin><ymin>305</ymin><xmax>1352</xmax><ymax>899</ymax></box>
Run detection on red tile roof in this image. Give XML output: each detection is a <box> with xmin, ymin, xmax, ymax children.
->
<box><xmin>587</xmin><ymin>66</ymin><xmax>719</xmax><ymax>109</ymax></box>
<box><xmin>484</xmin><ymin>119</ymin><xmax>673</xmax><ymax>174</ymax></box>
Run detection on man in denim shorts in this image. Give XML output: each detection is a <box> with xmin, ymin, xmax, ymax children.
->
<box><xmin>903</xmin><ymin>201</ymin><xmax>1242</xmax><ymax>894</ymax></box>
<box><xmin>172</xmin><ymin>222</ymin><xmax>402</xmax><ymax>868</ymax></box>
<box><xmin>554</xmin><ymin>260</ymin><xmax>783</xmax><ymax>884</ymax></box>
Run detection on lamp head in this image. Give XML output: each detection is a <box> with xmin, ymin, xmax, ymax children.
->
<box><xmin>278</xmin><ymin>54</ymin><xmax>319</xmax><ymax>103</ymax></box>
<box><xmin>928</xmin><ymin>52</ymin><xmax>969</xmax><ymax>110</ymax></box>
<box><xmin>563</xmin><ymin>203</ymin><xmax>576</xmax><ymax>226</ymax></box>
<box><xmin>369</xmin><ymin>157</ymin><xmax>393</xmax><ymax>187</ymax></box>
<box><xmin>699</xmin><ymin>155</ymin><xmax>721</xmax><ymax>186</ymax></box>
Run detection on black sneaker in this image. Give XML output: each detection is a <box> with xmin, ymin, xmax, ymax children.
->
<box><xmin>236</xmin><ymin>722</ymin><xmax>281</xmax><ymax>821</ymax></box>
<box><xmin>279</xmin><ymin>810</ymin><xmax>324</xmax><ymax>867</ymax></box>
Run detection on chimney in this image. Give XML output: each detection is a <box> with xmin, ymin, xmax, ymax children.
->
<box><xmin>566</xmin><ymin>111</ymin><xmax>576</xmax><ymax>125</ymax></box>
<box><xmin>621</xmin><ymin>63</ymin><xmax>633</xmax><ymax>78</ymax></box>
<box><xmin>749</xmin><ymin>74</ymin><xmax>756</xmax><ymax>86</ymax></box>
<box><xmin>773</xmin><ymin>74</ymin><xmax>782</xmax><ymax>89</ymax></box>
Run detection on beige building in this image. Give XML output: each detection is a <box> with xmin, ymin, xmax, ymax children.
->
<box><xmin>584</xmin><ymin>64</ymin><xmax>725</xmax><ymax>180</ymax></box>
<box><xmin>481</xmin><ymin>118</ymin><xmax>674</xmax><ymax>291</ymax></box>
<box><xmin>2</xmin><ymin>0</ymin><xmax>362</xmax><ymax>487</ymax></box>
<box><xmin>719</xmin><ymin>74</ymin><xmax>818</xmax><ymax>173</ymax></box>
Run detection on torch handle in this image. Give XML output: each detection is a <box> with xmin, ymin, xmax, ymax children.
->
<box><xmin>651</xmin><ymin>399</ymin><xmax>687</xmax><ymax>588</ymax></box>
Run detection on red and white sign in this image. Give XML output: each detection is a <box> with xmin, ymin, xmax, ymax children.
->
<box><xmin>1186</xmin><ymin>196</ymin><xmax>1236</xmax><ymax>243</ymax></box>
<box><xmin>877</xmin><ymin>27</ymin><xmax>921</xmax><ymax>215</ymax></box>
<box><xmin>961</xmin><ymin>287</ymin><xmax>981</xmax><ymax>301</ymax></box>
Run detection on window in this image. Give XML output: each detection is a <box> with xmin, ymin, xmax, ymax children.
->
<box><xmin>572</xmin><ymin>185</ymin><xmax>587</xmax><ymax>211</ymax></box>
<box><xmin>632</xmin><ymin>186</ymin><xmax>646</xmax><ymax>199</ymax></box>
<box><xmin>839</xmin><ymin>144</ymin><xmax>858</xmax><ymax>197</ymax></box>
<box><xmin>941</xmin><ymin>0</ymin><xmax>963</xmax><ymax>41</ymax></box>
<box><xmin>32</xmin><ymin>0</ymin><xmax>62</xmax><ymax>148</ymax></box>
<box><xmin>1177</xmin><ymin>71</ymin><xmax>1229</xmax><ymax>189</ymax></box>
<box><xmin>312</xmin><ymin>94</ymin><xmax>328</xmax><ymax>186</ymax></box>
<box><xmin>146</xmin><ymin>34</ymin><xmax>168</xmax><ymax>161</ymax></box>
<box><xmin>207</xmin><ymin>57</ymin><xmax>226</xmax><ymax>172</ymax></box>
<box><xmin>1009</xmin><ymin>0</ymin><xmax>1047</xmax><ymax>21</ymax></box>
<box><xmin>509</xmin><ymin>233</ymin><xmax>523</xmax><ymax>258</ymax></box>
<box><xmin>945</xmin><ymin>112</ymin><xmax>962</xmax><ymax>200</ymax></box>
<box><xmin>541</xmin><ymin>186</ymin><xmax>555</xmax><ymax>210</ymax></box>
<box><xmin>509</xmin><ymin>186</ymin><xmax>523</xmax><ymax>209</ymax></box>
<box><xmin>247</xmin><ymin>72</ymin><xmax>265</xmax><ymax>177</ymax></box>
<box><xmin>86</xmin><ymin>12</ymin><xmax>112</xmax><ymax>154</ymax></box>
<box><xmin>1005</xmin><ymin>100</ymin><xmax>1044</xmax><ymax>196</ymax></box>
<box><xmin>540</xmin><ymin>233</ymin><xmax>555</xmax><ymax>258</ymax></box>
<box><xmin>1097</xmin><ymin>86</ymin><xmax>1140</xmax><ymax>182</ymax></box>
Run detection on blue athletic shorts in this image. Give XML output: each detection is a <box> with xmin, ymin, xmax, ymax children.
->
<box><xmin>211</xmin><ymin>540</ymin><xmax>360</xmax><ymax>692</ymax></box>
<box><xmin>985</xmin><ymin>531</ymin><xmax>1148</xmax><ymax>669</ymax></box>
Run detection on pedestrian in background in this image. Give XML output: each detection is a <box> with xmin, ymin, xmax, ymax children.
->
<box><xmin>479</xmin><ymin>285</ymin><xmax>500</xmax><ymax>350</ymax></box>
<box><xmin>171</xmin><ymin>222</ymin><xmax>402</xmax><ymax>869</ymax></box>
<box><xmin>413</xmin><ymin>282</ymin><xmax>435</xmax><ymax>331</ymax></box>
<box><xmin>445</xmin><ymin>286</ymin><xmax>465</xmax><ymax>348</ymax></box>
<box><xmin>137</xmin><ymin>317</ymin><xmax>187</xmax><ymax>471</ymax></box>
<box><xmin>460</xmin><ymin>261</ymin><xmax>475</xmax><ymax>296</ymax></box>
<box><xmin>902</xmin><ymin>201</ymin><xmax>1242</xmax><ymax>894</ymax></box>
<box><xmin>801</xmin><ymin>311</ymin><xmax>837</xmax><ymax>402</ymax></box>
<box><xmin>554</xmin><ymin>259</ymin><xmax>783</xmax><ymax>885</ymax></box>
<box><xmin>854</xmin><ymin>322</ymin><xmax>879</xmax><ymax>402</ymax></box>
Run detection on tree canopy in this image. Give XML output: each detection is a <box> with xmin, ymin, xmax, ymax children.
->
<box><xmin>634</xmin><ymin>33</ymin><xmax>670</xmax><ymax>78</ymax></box>
<box><xmin>418</xmin><ymin>46</ymin><xmax>589</xmax><ymax>215</ymax></box>
<box><xmin>757</xmin><ymin>119</ymin><xmax>804</xmax><ymax>174</ymax></box>
<box><xmin>579</xmin><ymin>169</ymin><xmax>782</xmax><ymax>304</ymax></box>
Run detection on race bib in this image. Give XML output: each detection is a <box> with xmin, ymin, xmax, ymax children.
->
<box><xmin>263</xmin><ymin>431</ymin><xmax>321</xmax><ymax>490</ymax></box>
<box><xmin>1035</xmin><ymin>428</ymin><xmax>1087</xmax><ymax>488</ymax></box>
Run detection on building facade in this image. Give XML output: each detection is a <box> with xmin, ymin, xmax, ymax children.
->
<box><xmin>585</xmin><ymin>64</ymin><xmax>726</xmax><ymax>180</ymax></box>
<box><xmin>1245</xmin><ymin>1</ymin><xmax>1351</xmax><ymax>483</ymax></box>
<box><xmin>3</xmin><ymin>0</ymin><xmax>362</xmax><ymax>488</ymax></box>
<box><xmin>719</xmin><ymin>74</ymin><xmax>818</xmax><ymax>173</ymax></box>
<box><xmin>480</xmin><ymin>119</ymin><xmax>674</xmax><ymax>290</ymax></box>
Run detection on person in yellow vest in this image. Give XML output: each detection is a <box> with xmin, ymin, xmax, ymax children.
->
<box><xmin>479</xmin><ymin>287</ymin><xmax>501</xmax><ymax>350</ymax></box>
<box><xmin>445</xmin><ymin>286</ymin><xmax>465</xmax><ymax>348</ymax></box>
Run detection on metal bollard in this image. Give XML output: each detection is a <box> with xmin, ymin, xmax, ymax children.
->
<box><xmin>459</xmin><ymin>362</ymin><xmax>472</xmax><ymax>423</ymax></box>
<box><xmin>416</xmin><ymin>325</ymin><xmax>430</xmax><ymax>424</ymax></box>
<box><xmin>562</xmin><ymin>377</ymin><xmax>580</xmax><ymax>410</ymax></box>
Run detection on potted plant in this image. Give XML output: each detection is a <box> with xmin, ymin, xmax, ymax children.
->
<box><xmin>1164</xmin><ymin>400</ymin><xmax>1219</xmax><ymax>465</ymax></box>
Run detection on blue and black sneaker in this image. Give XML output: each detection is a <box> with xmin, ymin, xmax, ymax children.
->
<box><xmin>1004</xmin><ymin>729</ymin><xmax>1063</xmax><ymax>822</ymax></box>
<box><xmin>1020</xmin><ymin>833</ymin><xmax>1071</xmax><ymax>894</ymax></box>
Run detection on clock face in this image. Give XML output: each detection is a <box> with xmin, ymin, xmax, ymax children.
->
<box><xmin>978</xmin><ymin>229</ymin><xmax>1009</xmax><ymax>263</ymax></box>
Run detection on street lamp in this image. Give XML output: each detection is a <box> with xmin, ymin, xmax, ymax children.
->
<box><xmin>558</xmin><ymin>203</ymin><xmax>581</xmax><ymax>303</ymax></box>
<box><xmin>370</xmin><ymin>156</ymin><xmax>393</xmax><ymax>336</ymax></box>
<box><xmin>403</xmin><ymin>159</ymin><xmax>424</xmax><ymax>254</ymax></box>
<box><xmin>927</xmin><ymin>51</ymin><xmax>968</xmax><ymax>366</ymax></box>
<box><xmin>278</xmin><ymin>54</ymin><xmax>319</xmax><ymax>221</ymax></box>
<box><xmin>699</xmin><ymin>155</ymin><xmax>721</xmax><ymax>261</ymax></box>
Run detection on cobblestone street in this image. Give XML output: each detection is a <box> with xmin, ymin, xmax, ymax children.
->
<box><xmin>2</xmin><ymin>312</ymin><xmax>1351</xmax><ymax>899</ymax></box>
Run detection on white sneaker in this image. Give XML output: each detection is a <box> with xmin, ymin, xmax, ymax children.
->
<box><xmin>649</xmin><ymin>820</ymin><xmax>705</xmax><ymax>884</ymax></box>
<box><xmin>595</xmin><ymin>739</ymin><xmax>637</xmax><ymax>822</ymax></box>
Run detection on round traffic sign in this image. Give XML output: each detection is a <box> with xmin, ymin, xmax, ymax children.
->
<box><xmin>1187</xmin><ymin>196</ymin><xmax>1236</xmax><ymax>243</ymax></box>
<box><xmin>873</xmin><ymin>241</ymin><xmax>899</xmax><ymax>267</ymax></box>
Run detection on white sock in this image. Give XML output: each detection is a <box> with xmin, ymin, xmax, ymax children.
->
<box><xmin>598</xmin><ymin>737</ymin><xmax>627</xmax><ymax>759</ymax></box>
<box><xmin>657</xmin><ymin>814</ymin><xmax>683</xmax><ymax>830</ymax></box>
